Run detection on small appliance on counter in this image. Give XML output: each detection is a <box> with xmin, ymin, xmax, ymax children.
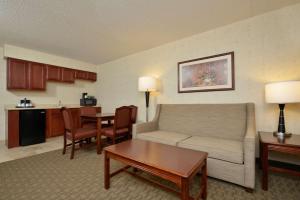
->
<box><xmin>16</xmin><ymin>98</ymin><xmax>34</xmax><ymax>108</ymax></box>
<box><xmin>80</xmin><ymin>93</ymin><xmax>97</xmax><ymax>106</ymax></box>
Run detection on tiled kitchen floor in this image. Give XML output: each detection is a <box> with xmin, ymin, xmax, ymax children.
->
<box><xmin>0</xmin><ymin>136</ymin><xmax>63</xmax><ymax>163</ymax></box>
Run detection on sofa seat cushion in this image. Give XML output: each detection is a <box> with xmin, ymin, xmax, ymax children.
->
<box><xmin>136</xmin><ymin>131</ymin><xmax>191</xmax><ymax>146</ymax></box>
<box><xmin>178</xmin><ymin>136</ymin><xmax>244</xmax><ymax>164</ymax></box>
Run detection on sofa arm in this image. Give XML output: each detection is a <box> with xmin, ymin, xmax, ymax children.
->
<box><xmin>244</xmin><ymin>103</ymin><xmax>256</xmax><ymax>189</ymax></box>
<box><xmin>132</xmin><ymin>121</ymin><xmax>158</xmax><ymax>138</ymax></box>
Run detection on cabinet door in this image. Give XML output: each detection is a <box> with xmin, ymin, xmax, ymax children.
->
<box><xmin>75</xmin><ymin>70</ymin><xmax>88</xmax><ymax>80</ymax></box>
<box><xmin>87</xmin><ymin>72</ymin><xmax>97</xmax><ymax>82</ymax></box>
<box><xmin>7</xmin><ymin>58</ymin><xmax>29</xmax><ymax>89</ymax></box>
<box><xmin>61</xmin><ymin>68</ymin><xmax>75</xmax><ymax>83</ymax></box>
<box><xmin>7</xmin><ymin>110</ymin><xmax>20</xmax><ymax>148</ymax></box>
<box><xmin>28</xmin><ymin>62</ymin><xmax>46</xmax><ymax>90</ymax></box>
<box><xmin>46</xmin><ymin>65</ymin><xmax>62</xmax><ymax>81</ymax></box>
<box><xmin>46</xmin><ymin>109</ymin><xmax>65</xmax><ymax>137</ymax></box>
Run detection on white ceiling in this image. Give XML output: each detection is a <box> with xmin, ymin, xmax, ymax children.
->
<box><xmin>0</xmin><ymin>0</ymin><xmax>300</xmax><ymax>65</ymax></box>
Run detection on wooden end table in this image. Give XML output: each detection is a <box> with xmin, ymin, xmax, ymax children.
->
<box><xmin>104</xmin><ymin>139</ymin><xmax>208</xmax><ymax>200</ymax></box>
<box><xmin>259</xmin><ymin>131</ymin><xmax>300</xmax><ymax>191</ymax></box>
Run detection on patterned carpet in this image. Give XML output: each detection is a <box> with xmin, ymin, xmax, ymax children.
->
<box><xmin>0</xmin><ymin>147</ymin><xmax>299</xmax><ymax>200</ymax></box>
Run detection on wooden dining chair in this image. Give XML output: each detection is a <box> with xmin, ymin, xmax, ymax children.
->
<box><xmin>100</xmin><ymin>106</ymin><xmax>132</xmax><ymax>145</ymax></box>
<box><xmin>61</xmin><ymin>107</ymin><xmax>98</xmax><ymax>159</ymax></box>
<box><xmin>128</xmin><ymin>105</ymin><xmax>138</xmax><ymax>138</ymax></box>
<box><xmin>129</xmin><ymin>105</ymin><xmax>138</xmax><ymax>124</ymax></box>
<box><xmin>79</xmin><ymin>106</ymin><xmax>99</xmax><ymax>128</ymax></box>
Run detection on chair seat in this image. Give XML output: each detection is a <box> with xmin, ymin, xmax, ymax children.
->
<box><xmin>178</xmin><ymin>136</ymin><xmax>244</xmax><ymax>164</ymax></box>
<box><xmin>67</xmin><ymin>127</ymin><xmax>97</xmax><ymax>140</ymax></box>
<box><xmin>101</xmin><ymin>127</ymin><xmax>129</xmax><ymax>137</ymax></box>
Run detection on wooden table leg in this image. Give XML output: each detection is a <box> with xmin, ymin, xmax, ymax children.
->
<box><xmin>104</xmin><ymin>151</ymin><xmax>110</xmax><ymax>189</ymax></box>
<box><xmin>201</xmin><ymin>159</ymin><xmax>207</xmax><ymax>200</ymax></box>
<box><xmin>180</xmin><ymin>178</ymin><xmax>189</xmax><ymax>200</ymax></box>
<box><xmin>97</xmin><ymin>118</ymin><xmax>102</xmax><ymax>154</ymax></box>
<box><xmin>262</xmin><ymin>143</ymin><xmax>269</xmax><ymax>191</ymax></box>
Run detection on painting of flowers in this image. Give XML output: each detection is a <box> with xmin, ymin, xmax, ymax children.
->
<box><xmin>178</xmin><ymin>52</ymin><xmax>234</xmax><ymax>93</ymax></box>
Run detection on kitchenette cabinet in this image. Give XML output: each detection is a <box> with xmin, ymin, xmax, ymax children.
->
<box><xmin>46</xmin><ymin>65</ymin><xmax>62</xmax><ymax>81</ymax></box>
<box><xmin>6</xmin><ymin>106</ymin><xmax>101</xmax><ymax>148</ymax></box>
<box><xmin>7</xmin><ymin>57</ymin><xmax>97</xmax><ymax>91</ymax></box>
<box><xmin>7</xmin><ymin>58</ymin><xmax>46</xmax><ymax>90</ymax></box>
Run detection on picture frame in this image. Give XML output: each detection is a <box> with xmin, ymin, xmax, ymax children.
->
<box><xmin>178</xmin><ymin>52</ymin><xmax>235</xmax><ymax>93</ymax></box>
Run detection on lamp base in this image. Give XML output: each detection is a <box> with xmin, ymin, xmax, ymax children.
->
<box><xmin>273</xmin><ymin>131</ymin><xmax>292</xmax><ymax>137</ymax></box>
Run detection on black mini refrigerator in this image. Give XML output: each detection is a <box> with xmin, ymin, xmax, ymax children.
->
<box><xmin>19</xmin><ymin>109</ymin><xmax>46</xmax><ymax>146</ymax></box>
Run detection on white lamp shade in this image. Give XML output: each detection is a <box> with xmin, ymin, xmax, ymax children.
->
<box><xmin>138</xmin><ymin>76</ymin><xmax>157</xmax><ymax>92</ymax></box>
<box><xmin>265</xmin><ymin>81</ymin><xmax>300</xmax><ymax>103</ymax></box>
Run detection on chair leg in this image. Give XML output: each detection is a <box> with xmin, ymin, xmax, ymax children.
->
<box><xmin>62</xmin><ymin>134</ymin><xmax>66</xmax><ymax>155</ymax></box>
<box><xmin>70</xmin><ymin>140</ymin><xmax>75</xmax><ymax>159</ymax></box>
<box><xmin>112</xmin><ymin>137</ymin><xmax>116</xmax><ymax>144</ymax></box>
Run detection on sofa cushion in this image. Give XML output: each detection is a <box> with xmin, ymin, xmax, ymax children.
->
<box><xmin>158</xmin><ymin>104</ymin><xmax>247</xmax><ymax>141</ymax></box>
<box><xmin>178</xmin><ymin>136</ymin><xmax>243</xmax><ymax>164</ymax></box>
<box><xmin>136</xmin><ymin>131</ymin><xmax>191</xmax><ymax>146</ymax></box>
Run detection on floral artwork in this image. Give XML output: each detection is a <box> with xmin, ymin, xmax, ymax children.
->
<box><xmin>178</xmin><ymin>52</ymin><xmax>234</xmax><ymax>93</ymax></box>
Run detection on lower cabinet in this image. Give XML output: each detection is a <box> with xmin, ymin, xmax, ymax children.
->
<box><xmin>46</xmin><ymin>109</ymin><xmax>65</xmax><ymax>137</ymax></box>
<box><xmin>6</xmin><ymin>107</ymin><xmax>101</xmax><ymax>148</ymax></box>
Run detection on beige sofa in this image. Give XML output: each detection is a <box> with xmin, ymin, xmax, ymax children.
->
<box><xmin>133</xmin><ymin>103</ymin><xmax>256</xmax><ymax>189</ymax></box>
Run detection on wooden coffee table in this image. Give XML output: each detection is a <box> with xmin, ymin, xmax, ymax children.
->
<box><xmin>104</xmin><ymin>139</ymin><xmax>208</xmax><ymax>200</ymax></box>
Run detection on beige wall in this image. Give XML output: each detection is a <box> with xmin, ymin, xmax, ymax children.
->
<box><xmin>0</xmin><ymin>45</ymin><xmax>98</xmax><ymax>140</ymax></box>
<box><xmin>97</xmin><ymin>4</ymin><xmax>300</xmax><ymax>136</ymax></box>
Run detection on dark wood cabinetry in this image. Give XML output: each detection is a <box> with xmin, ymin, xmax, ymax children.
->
<box><xmin>61</xmin><ymin>68</ymin><xmax>75</xmax><ymax>83</ymax></box>
<box><xmin>7</xmin><ymin>106</ymin><xmax>101</xmax><ymax>147</ymax></box>
<box><xmin>7</xmin><ymin>58</ymin><xmax>46</xmax><ymax>90</ymax></box>
<box><xmin>88</xmin><ymin>72</ymin><xmax>97</xmax><ymax>81</ymax></box>
<box><xmin>28</xmin><ymin>62</ymin><xmax>46</xmax><ymax>90</ymax></box>
<box><xmin>6</xmin><ymin>111</ymin><xmax>20</xmax><ymax>148</ymax></box>
<box><xmin>7</xmin><ymin>58</ymin><xmax>29</xmax><ymax>89</ymax></box>
<box><xmin>75</xmin><ymin>70</ymin><xmax>97</xmax><ymax>81</ymax></box>
<box><xmin>75</xmin><ymin>70</ymin><xmax>88</xmax><ymax>80</ymax></box>
<box><xmin>46</xmin><ymin>109</ymin><xmax>65</xmax><ymax>137</ymax></box>
<box><xmin>7</xmin><ymin>57</ymin><xmax>97</xmax><ymax>91</ymax></box>
<box><xmin>46</xmin><ymin>65</ymin><xmax>62</xmax><ymax>81</ymax></box>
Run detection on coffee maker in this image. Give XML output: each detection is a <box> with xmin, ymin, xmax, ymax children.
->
<box><xmin>80</xmin><ymin>93</ymin><xmax>97</xmax><ymax>106</ymax></box>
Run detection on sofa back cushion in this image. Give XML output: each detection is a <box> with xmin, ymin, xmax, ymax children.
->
<box><xmin>158</xmin><ymin>104</ymin><xmax>247</xmax><ymax>141</ymax></box>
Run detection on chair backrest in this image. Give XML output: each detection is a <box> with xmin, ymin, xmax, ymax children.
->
<box><xmin>129</xmin><ymin>105</ymin><xmax>138</xmax><ymax>123</ymax></box>
<box><xmin>80</xmin><ymin>106</ymin><xmax>98</xmax><ymax>116</ymax></box>
<box><xmin>61</xmin><ymin>107</ymin><xmax>74</xmax><ymax>132</ymax></box>
<box><xmin>114</xmin><ymin>106</ymin><xmax>132</xmax><ymax>130</ymax></box>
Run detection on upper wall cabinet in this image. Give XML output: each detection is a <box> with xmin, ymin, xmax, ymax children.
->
<box><xmin>7</xmin><ymin>58</ymin><xmax>29</xmax><ymax>89</ymax></box>
<box><xmin>46</xmin><ymin>65</ymin><xmax>62</xmax><ymax>81</ymax></box>
<box><xmin>61</xmin><ymin>68</ymin><xmax>75</xmax><ymax>83</ymax></box>
<box><xmin>28</xmin><ymin>62</ymin><xmax>46</xmax><ymax>90</ymax></box>
<box><xmin>88</xmin><ymin>72</ymin><xmax>97</xmax><ymax>81</ymax></box>
<box><xmin>75</xmin><ymin>70</ymin><xmax>97</xmax><ymax>81</ymax></box>
<box><xmin>7</xmin><ymin>58</ymin><xmax>46</xmax><ymax>90</ymax></box>
<box><xmin>7</xmin><ymin>57</ymin><xmax>97</xmax><ymax>91</ymax></box>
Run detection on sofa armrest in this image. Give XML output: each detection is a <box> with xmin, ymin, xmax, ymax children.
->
<box><xmin>132</xmin><ymin>121</ymin><xmax>158</xmax><ymax>138</ymax></box>
<box><xmin>244</xmin><ymin>103</ymin><xmax>256</xmax><ymax>189</ymax></box>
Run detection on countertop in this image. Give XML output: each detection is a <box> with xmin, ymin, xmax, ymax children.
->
<box><xmin>4</xmin><ymin>104</ymin><xmax>100</xmax><ymax>111</ymax></box>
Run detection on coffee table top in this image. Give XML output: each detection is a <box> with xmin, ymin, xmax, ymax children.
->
<box><xmin>104</xmin><ymin>139</ymin><xmax>208</xmax><ymax>177</ymax></box>
<box><xmin>259</xmin><ymin>131</ymin><xmax>300</xmax><ymax>148</ymax></box>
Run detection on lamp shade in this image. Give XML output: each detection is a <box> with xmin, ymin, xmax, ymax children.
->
<box><xmin>265</xmin><ymin>81</ymin><xmax>300</xmax><ymax>103</ymax></box>
<box><xmin>138</xmin><ymin>76</ymin><xmax>156</xmax><ymax>92</ymax></box>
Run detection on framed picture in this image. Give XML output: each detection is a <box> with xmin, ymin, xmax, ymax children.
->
<box><xmin>178</xmin><ymin>52</ymin><xmax>234</xmax><ymax>93</ymax></box>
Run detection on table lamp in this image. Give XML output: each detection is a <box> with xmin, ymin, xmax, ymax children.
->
<box><xmin>138</xmin><ymin>76</ymin><xmax>157</xmax><ymax>122</ymax></box>
<box><xmin>265</xmin><ymin>80</ymin><xmax>300</xmax><ymax>137</ymax></box>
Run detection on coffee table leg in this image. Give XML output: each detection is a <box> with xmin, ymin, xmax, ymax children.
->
<box><xmin>201</xmin><ymin>159</ymin><xmax>207</xmax><ymax>200</ymax></box>
<box><xmin>104</xmin><ymin>151</ymin><xmax>110</xmax><ymax>189</ymax></box>
<box><xmin>180</xmin><ymin>178</ymin><xmax>189</xmax><ymax>200</ymax></box>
